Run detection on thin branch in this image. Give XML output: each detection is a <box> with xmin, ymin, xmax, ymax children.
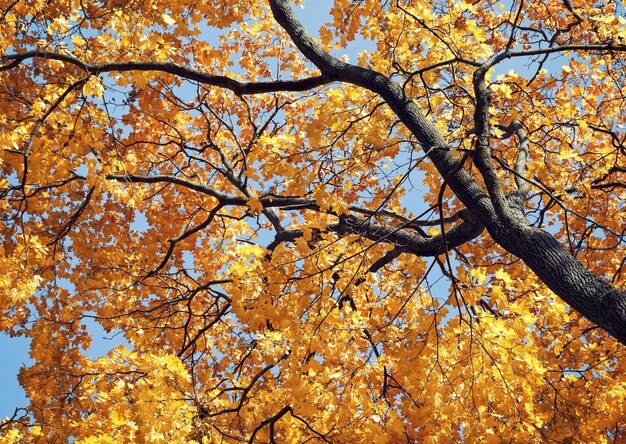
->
<box><xmin>504</xmin><ymin>0</ymin><xmax>525</xmax><ymax>51</ymax></box>
<box><xmin>248</xmin><ymin>406</ymin><xmax>292</xmax><ymax>443</ymax></box>
<box><xmin>20</xmin><ymin>76</ymin><xmax>90</xmax><ymax>188</ymax></box>
<box><xmin>484</xmin><ymin>43</ymin><xmax>626</xmax><ymax>71</ymax></box>
<box><xmin>148</xmin><ymin>203</ymin><xmax>224</xmax><ymax>277</ymax></box>
<box><xmin>47</xmin><ymin>185</ymin><xmax>95</xmax><ymax>246</ymax></box>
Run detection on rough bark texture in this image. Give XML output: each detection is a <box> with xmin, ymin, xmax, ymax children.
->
<box><xmin>328</xmin><ymin>213</ymin><xmax>484</xmax><ymax>257</ymax></box>
<box><xmin>269</xmin><ymin>0</ymin><xmax>626</xmax><ymax>345</ymax></box>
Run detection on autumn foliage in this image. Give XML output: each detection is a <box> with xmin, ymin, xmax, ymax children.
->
<box><xmin>1</xmin><ymin>0</ymin><xmax>626</xmax><ymax>442</ymax></box>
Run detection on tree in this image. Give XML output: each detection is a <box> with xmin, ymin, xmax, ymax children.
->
<box><xmin>0</xmin><ymin>0</ymin><xmax>625</xmax><ymax>441</ymax></box>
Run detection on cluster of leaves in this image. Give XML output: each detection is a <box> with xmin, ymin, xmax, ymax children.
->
<box><xmin>0</xmin><ymin>0</ymin><xmax>625</xmax><ymax>442</ymax></box>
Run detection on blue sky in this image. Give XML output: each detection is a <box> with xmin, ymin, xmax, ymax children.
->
<box><xmin>0</xmin><ymin>333</ymin><xmax>30</xmax><ymax>419</ymax></box>
<box><xmin>0</xmin><ymin>320</ymin><xmax>133</xmax><ymax>419</ymax></box>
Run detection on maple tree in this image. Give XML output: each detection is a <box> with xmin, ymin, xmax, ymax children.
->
<box><xmin>1</xmin><ymin>0</ymin><xmax>626</xmax><ymax>441</ymax></box>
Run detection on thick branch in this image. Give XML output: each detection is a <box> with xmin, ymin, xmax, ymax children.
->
<box><xmin>472</xmin><ymin>67</ymin><xmax>512</xmax><ymax>222</ymax></box>
<box><xmin>506</xmin><ymin>228</ymin><xmax>626</xmax><ymax>343</ymax></box>
<box><xmin>106</xmin><ymin>173</ymin><xmax>319</xmax><ymax>209</ymax></box>
<box><xmin>328</xmin><ymin>211</ymin><xmax>484</xmax><ymax>257</ymax></box>
<box><xmin>0</xmin><ymin>51</ymin><xmax>333</xmax><ymax>95</ymax></box>
<box><xmin>270</xmin><ymin>0</ymin><xmax>626</xmax><ymax>345</ymax></box>
<box><xmin>106</xmin><ymin>173</ymin><xmax>240</xmax><ymax>203</ymax></box>
<box><xmin>269</xmin><ymin>0</ymin><xmax>498</xmax><ymax>221</ymax></box>
<box><xmin>498</xmin><ymin>119</ymin><xmax>530</xmax><ymax>196</ymax></box>
<box><xmin>263</xmin><ymin>212</ymin><xmax>484</xmax><ymax>261</ymax></box>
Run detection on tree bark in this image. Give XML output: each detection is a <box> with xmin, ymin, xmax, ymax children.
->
<box><xmin>269</xmin><ymin>0</ymin><xmax>626</xmax><ymax>345</ymax></box>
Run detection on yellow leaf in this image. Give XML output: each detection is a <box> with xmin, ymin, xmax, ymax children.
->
<box><xmin>494</xmin><ymin>269</ymin><xmax>513</xmax><ymax>285</ymax></box>
<box><xmin>470</xmin><ymin>267</ymin><xmax>487</xmax><ymax>284</ymax></box>
<box><xmin>162</xmin><ymin>13</ymin><xmax>177</xmax><ymax>25</ymax></box>
<box><xmin>111</xmin><ymin>411</ymin><xmax>126</xmax><ymax>426</ymax></box>
<box><xmin>247</xmin><ymin>197</ymin><xmax>263</xmax><ymax>215</ymax></box>
<box><xmin>82</xmin><ymin>76</ymin><xmax>104</xmax><ymax>98</ymax></box>
<box><xmin>556</xmin><ymin>149</ymin><xmax>578</xmax><ymax>161</ymax></box>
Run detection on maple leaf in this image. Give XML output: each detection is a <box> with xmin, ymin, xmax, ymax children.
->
<box><xmin>1</xmin><ymin>0</ymin><xmax>626</xmax><ymax>442</ymax></box>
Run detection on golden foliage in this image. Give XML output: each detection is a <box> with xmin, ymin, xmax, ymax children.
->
<box><xmin>0</xmin><ymin>0</ymin><xmax>625</xmax><ymax>442</ymax></box>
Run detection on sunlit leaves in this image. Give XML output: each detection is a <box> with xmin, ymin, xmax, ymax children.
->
<box><xmin>1</xmin><ymin>0</ymin><xmax>626</xmax><ymax>442</ymax></box>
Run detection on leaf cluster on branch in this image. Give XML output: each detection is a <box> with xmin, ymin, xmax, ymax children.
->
<box><xmin>1</xmin><ymin>0</ymin><xmax>626</xmax><ymax>442</ymax></box>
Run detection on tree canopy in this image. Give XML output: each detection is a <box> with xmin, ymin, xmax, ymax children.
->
<box><xmin>1</xmin><ymin>0</ymin><xmax>626</xmax><ymax>442</ymax></box>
